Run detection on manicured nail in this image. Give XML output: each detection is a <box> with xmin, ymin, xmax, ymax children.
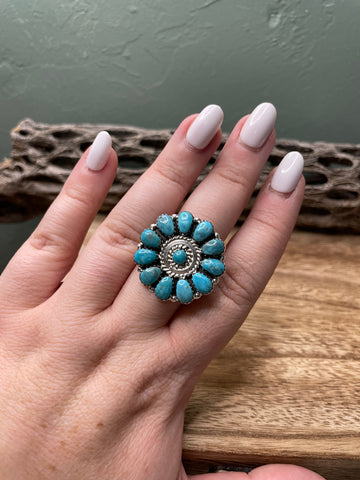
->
<box><xmin>86</xmin><ymin>131</ymin><xmax>112</xmax><ymax>171</ymax></box>
<box><xmin>239</xmin><ymin>102</ymin><xmax>277</xmax><ymax>148</ymax></box>
<box><xmin>271</xmin><ymin>151</ymin><xmax>304</xmax><ymax>193</ymax></box>
<box><xmin>186</xmin><ymin>104</ymin><xmax>224</xmax><ymax>150</ymax></box>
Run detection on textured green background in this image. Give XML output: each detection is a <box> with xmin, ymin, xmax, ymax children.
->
<box><xmin>1</xmin><ymin>0</ymin><xmax>359</xmax><ymax>271</ymax></box>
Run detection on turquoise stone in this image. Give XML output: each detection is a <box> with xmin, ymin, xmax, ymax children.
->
<box><xmin>140</xmin><ymin>267</ymin><xmax>161</xmax><ymax>286</ymax></box>
<box><xmin>202</xmin><ymin>258</ymin><xmax>225</xmax><ymax>276</ymax></box>
<box><xmin>202</xmin><ymin>238</ymin><xmax>225</xmax><ymax>256</ymax></box>
<box><xmin>140</xmin><ymin>229</ymin><xmax>161</xmax><ymax>248</ymax></box>
<box><xmin>157</xmin><ymin>214</ymin><xmax>175</xmax><ymax>236</ymax></box>
<box><xmin>193</xmin><ymin>221</ymin><xmax>214</xmax><ymax>242</ymax></box>
<box><xmin>176</xmin><ymin>279</ymin><xmax>193</xmax><ymax>304</ymax></box>
<box><xmin>178</xmin><ymin>211</ymin><xmax>193</xmax><ymax>234</ymax></box>
<box><xmin>173</xmin><ymin>249</ymin><xmax>187</xmax><ymax>264</ymax></box>
<box><xmin>192</xmin><ymin>273</ymin><xmax>213</xmax><ymax>294</ymax></box>
<box><xmin>155</xmin><ymin>276</ymin><xmax>173</xmax><ymax>300</ymax></box>
<box><xmin>134</xmin><ymin>249</ymin><xmax>158</xmax><ymax>265</ymax></box>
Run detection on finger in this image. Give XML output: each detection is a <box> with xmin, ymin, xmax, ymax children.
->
<box><xmin>61</xmin><ymin>105</ymin><xmax>224</xmax><ymax>312</ymax></box>
<box><xmin>113</xmin><ymin>103</ymin><xmax>277</xmax><ymax>332</ymax></box>
<box><xmin>0</xmin><ymin>132</ymin><xmax>117</xmax><ymax>309</ymax></box>
<box><xmin>189</xmin><ymin>463</ymin><xmax>326</xmax><ymax>479</ymax></box>
<box><xmin>171</xmin><ymin>153</ymin><xmax>305</xmax><ymax>364</ymax></box>
<box><xmin>182</xmin><ymin>102</ymin><xmax>277</xmax><ymax>236</ymax></box>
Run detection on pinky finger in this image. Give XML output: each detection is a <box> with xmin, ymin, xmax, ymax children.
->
<box><xmin>218</xmin><ymin>151</ymin><xmax>305</xmax><ymax>322</ymax></box>
<box><xmin>170</xmin><ymin>152</ymin><xmax>305</xmax><ymax>363</ymax></box>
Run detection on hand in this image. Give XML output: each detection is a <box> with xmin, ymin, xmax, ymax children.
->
<box><xmin>0</xmin><ymin>103</ymin><xmax>324</xmax><ymax>479</ymax></box>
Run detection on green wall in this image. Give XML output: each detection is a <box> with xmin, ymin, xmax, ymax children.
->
<box><xmin>1</xmin><ymin>0</ymin><xmax>359</xmax><ymax>270</ymax></box>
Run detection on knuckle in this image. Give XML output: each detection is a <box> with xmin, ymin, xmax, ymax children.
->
<box><xmin>151</xmin><ymin>161</ymin><xmax>188</xmax><ymax>197</ymax></box>
<box><xmin>213</xmin><ymin>160</ymin><xmax>250</xmax><ymax>191</ymax></box>
<box><xmin>250</xmin><ymin>210</ymin><xmax>286</xmax><ymax>240</ymax></box>
<box><xmin>62</xmin><ymin>183</ymin><xmax>90</xmax><ymax>211</ymax></box>
<box><xmin>27</xmin><ymin>185</ymin><xmax>92</xmax><ymax>254</ymax></box>
<box><xmin>130</xmin><ymin>350</ymin><xmax>183</xmax><ymax>413</ymax></box>
<box><xmin>218</xmin><ymin>259</ymin><xmax>257</xmax><ymax>310</ymax></box>
<box><xmin>97</xmin><ymin>214</ymin><xmax>139</xmax><ymax>254</ymax></box>
<box><xmin>29</xmin><ymin>229</ymin><xmax>69</xmax><ymax>253</ymax></box>
<box><xmin>2</xmin><ymin>313</ymin><xmax>46</xmax><ymax>358</ymax></box>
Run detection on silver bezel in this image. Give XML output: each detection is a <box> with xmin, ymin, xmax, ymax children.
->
<box><xmin>136</xmin><ymin>213</ymin><xmax>225</xmax><ymax>303</ymax></box>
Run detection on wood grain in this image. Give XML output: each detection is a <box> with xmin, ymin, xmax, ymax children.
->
<box><xmin>183</xmin><ymin>230</ymin><xmax>360</xmax><ymax>480</ymax></box>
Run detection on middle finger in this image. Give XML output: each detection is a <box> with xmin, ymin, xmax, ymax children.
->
<box><xmin>114</xmin><ymin>103</ymin><xmax>277</xmax><ymax>331</ymax></box>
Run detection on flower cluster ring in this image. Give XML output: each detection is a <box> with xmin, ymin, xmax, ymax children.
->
<box><xmin>134</xmin><ymin>212</ymin><xmax>225</xmax><ymax>304</ymax></box>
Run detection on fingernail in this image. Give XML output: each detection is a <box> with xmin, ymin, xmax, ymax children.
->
<box><xmin>271</xmin><ymin>151</ymin><xmax>304</xmax><ymax>193</ymax></box>
<box><xmin>86</xmin><ymin>131</ymin><xmax>112</xmax><ymax>171</ymax></box>
<box><xmin>239</xmin><ymin>102</ymin><xmax>277</xmax><ymax>148</ymax></box>
<box><xmin>186</xmin><ymin>104</ymin><xmax>224</xmax><ymax>150</ymax></box>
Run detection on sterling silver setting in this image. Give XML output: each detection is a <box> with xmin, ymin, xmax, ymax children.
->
<box><xmin>159</xmin><ymin>235</ymin><xmax>202</xmax><ymax>279</ymax></box>
<box><xmin>134</xmin><ymin>212</ymin><xmax>225</xmax><ymax>304</ymax></box>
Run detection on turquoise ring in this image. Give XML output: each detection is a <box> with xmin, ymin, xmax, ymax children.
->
<box><xmin>134</xmin><ymin>212</ymin><xmax>225</xmax><ymax>304</ymax></box>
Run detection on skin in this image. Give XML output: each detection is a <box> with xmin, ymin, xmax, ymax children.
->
<box><xmin>0</xmin><ymin>112</ymin><xmax>325</xmax><ymax>480</ymax></box>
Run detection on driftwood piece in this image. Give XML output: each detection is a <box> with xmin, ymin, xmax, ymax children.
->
<box><xmin>1</xmin><ymin>118</ymin><xmax>360</xmax><ymax>231</ymax></box>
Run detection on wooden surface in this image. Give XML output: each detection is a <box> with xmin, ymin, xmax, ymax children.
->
<box><xmin>183</xmin><ymin>230</ymin><xmax>360</xmax><ymax>480</ymax></box>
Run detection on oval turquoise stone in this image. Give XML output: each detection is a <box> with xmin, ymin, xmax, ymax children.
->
<box><xmin>193</xmin><ymin>221</ymin><xmax>214</xmax><ymax>242</ymax></box>
<box><xmin>140</xmin><ymin>229</ymin><xmax>161</xmax><ymax>248</ymax></box>
<box><xmin>155</xmin><ymin>276</ymin><xmax>173</xmax><ymax>300</ymax></box>
<box><xmin>140</xmin><ymin>267</ymin><xmax>161</xmax><ymax>286</ymax></box>
<box><xmin>178</xmin><ymin>211</ymin><xmax>193</xmax><ymax>234</ymax></box>
<box><xmin>201</xmin><ymin>258</ymin><xmax>225</xmax><ymax>276</ymax></box>
<box><xmin>192</xmin><ymin>273</ymin><xmax>213</xmax><ymax>294</ymax></box>
<box><xmin>173</xmin><ymin>249</ymin><xmax>187</xmax><ymax>264</ymax></box>
<box><xmin>157</xmin><ymin>214</ymin><xmax>174</xmax><ymax>236</ymax></box>
<box><xmin>176</xmin><ymin>279</ymin><xmax>193</xmax><ymax>304</ymax></box>
<box><xmin>134</xmin><ymin>249</ymin><xmax>158</xmax><ymax>265</ymax></box>
<box><xmin>202</xmin><ymin>238</ymin><xmax>225</xmax><ymax>256</ymax></box>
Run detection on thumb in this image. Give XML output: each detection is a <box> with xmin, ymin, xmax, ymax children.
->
<box><xmin>189</xmin><ymin>464</ymin><xmax>326</xmax><ymax>480</ymax></box>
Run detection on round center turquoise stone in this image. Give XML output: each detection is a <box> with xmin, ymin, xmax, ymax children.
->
<box><xmin>173</xmin><ymin>249</ymin><xmax>187</xmax><ymax>264</ymax></box>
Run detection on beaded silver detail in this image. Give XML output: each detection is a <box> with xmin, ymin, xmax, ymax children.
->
<box><xmin>159</xmin><ymin>235</ymin><xmax>202</xmax><ymax>279</ymax></box>
<box><xmin>134</xmin><ymin>212</ymin><xmax>225</xmax><ymax>303</ymax></box>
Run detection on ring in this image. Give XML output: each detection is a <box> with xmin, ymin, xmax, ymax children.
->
<box><xmin>134</xmin><ymin>212</ymin><xmax>225</xmax><ymax>304</ymax></box>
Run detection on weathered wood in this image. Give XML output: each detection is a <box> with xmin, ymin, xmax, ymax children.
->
<box><xmin>183</xmin><ymin>230</ymin><xmax>360</xmax><ymax>480</ymax></box>
<box><xmin>1</xmin><ymin>118</ymin><xmax>360</xmax><ymax>231</ymax></box>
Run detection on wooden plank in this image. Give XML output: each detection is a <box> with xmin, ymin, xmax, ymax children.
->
<box><xmin>183</xmin><ymin>230</ymin><xmax>360</xmax><ymax>479</ymax></box>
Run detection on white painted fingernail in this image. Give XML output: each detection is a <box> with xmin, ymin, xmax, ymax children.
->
<box><xmin>239</xmin><ymin>102</ymin><xmax>277</xmax><ymax>148</ymax></box>
<box><xmin>86</xmin><ymin>131</ymin><xmax>112</xmax><ymax>171</ymax></box>
<box><xmin>271</xmin><ymin>151</ymin><xmax>304</xmax><ymax>193</ymax></box>
<box><xmin>186</xmin><ymin>104</ymin><xmax>224</xmax><ymax>150</ymax></box>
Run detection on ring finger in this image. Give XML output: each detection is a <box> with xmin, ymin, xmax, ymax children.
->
<box><xmin>114</xmin><ymin>103</ymin><xmax>277</xmax><ymax>331</ymax></box>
